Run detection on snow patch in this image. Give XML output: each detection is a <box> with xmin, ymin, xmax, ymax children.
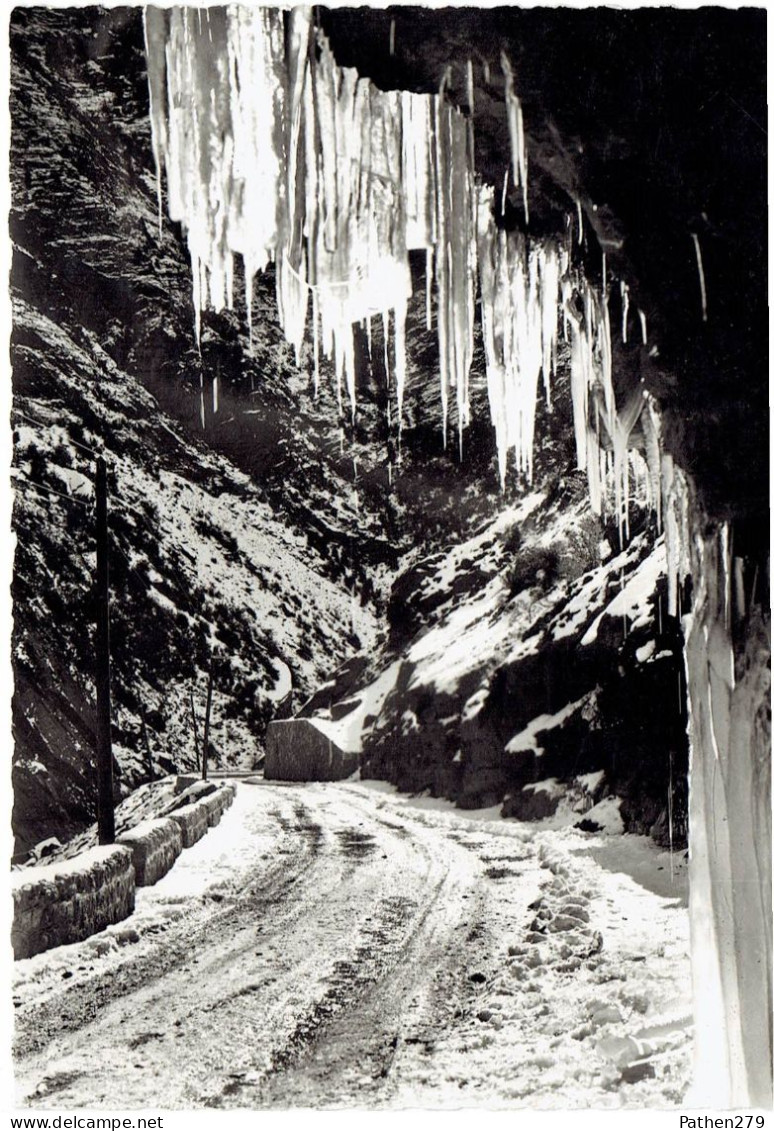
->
<box><xmin>582</xmin><ymin>542</ymin><xmax>667</xmax><ymax>645</ymax></box>
<box><xmin>505</xmin><ymin>696</ymin><xmax>587</xmax><ymax>755</ymax></box>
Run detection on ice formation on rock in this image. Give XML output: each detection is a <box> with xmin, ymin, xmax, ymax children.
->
<box><xmin>146</xmin><ymin>8</ymin><xmax>483</xmax><ymax>440</ymax></box>
<box><xmin>434</xmin><ymin>99</ymin><xmax>477</xmax><ymax>449</ymax></box>
<box><xmin>690</xmin><ymin>231</ymin><xmax>708</xmax><ymax>323</ymax></box>
<box><xmin>477</xmin><ymin>185</ymin><xmax>559</xmax><ymax>485</ymax></box>
<box><xmin>144</xmin><ymin>5</ymin><xmax>655</xmax><ymax>528</ymax></box>
<box><xmin>144</xmin><ymin>6</ymin><xmax>286</xmax><ymax>346</ymax></box>
<box><xmin>501</xmin><ymin>53</ymin><xmax>529</xmax><ymax>224</ymax></box>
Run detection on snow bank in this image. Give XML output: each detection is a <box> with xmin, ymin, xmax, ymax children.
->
<box><xmin>168</xmin><ymin>800</ymin><xmax>210</xmax><ymax>848</ymax></box>
<box><xmin>12</xmin><ymin>845</ymin><xmax>135</xmax><ymax>959</ymax></box>
<box><xmin>116</xmin><ymin>817</ymin><xmax>183</xmax><ymax>887</ymax></box>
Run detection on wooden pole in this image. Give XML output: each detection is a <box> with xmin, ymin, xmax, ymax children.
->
<box><xmin>95</xmin><ymin>456</ymin><xmax>115</xmax><ymax>844</ymax></box>
<box><xmin>139</xmin><ymin>703</ymin><xmax>154</xmax><ymax>782</ymax></box>
<box><xmin>201</xmin><ymin>664</ymin><xmax>214</xmax><ymax>782</ymax></box>
<box><xmin>190</xmin><ymin>686</ymin><xmax>201</xmax><ymax>770</ymax></box>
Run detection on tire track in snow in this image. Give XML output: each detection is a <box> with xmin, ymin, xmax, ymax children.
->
<box><xmin>15</xmin><ymin>783</ymin><xmax>502</xmax><ymax>1109</ymax></box>
<box><xmin>15</xmin><ymin>782</ymin><xmax>689</xmax><ymax>1108</ymax></box>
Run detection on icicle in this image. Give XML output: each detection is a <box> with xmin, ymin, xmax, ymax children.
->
<box><xmin>434</xmin><ymin>100</ymin><xmax>476</xmax><ymax>453</ymax></box>
<box><xmin>639</xmin><ymin>308</ymin><xmax>648</xmax><ymax>344</ymax></box>
<box><xmin>620</xmin><ymin>279</ymin><xmax>630</xmax><ymax>343</ymax></box>
<box><xmin>213</xmin><ymin>374</ymin><xmax>219</xmax><ymax>414</ymax></box>
<box><xmin>148</xmin><ymin>5</ymin><xmax>286</xmax><ymax>341</ymax></box>
<box><xmin>312</xmin><ymin>288</ymin><xmax>320</xmax><ymax>396</ymax></box>
<box><xmin>500</xmin><ymin>53</ymin><xmax>528</xmax><ymax>222</ymax></box>
<box><xmin>690</xmin><ymin>231</ymin><xmax>709</xmax><ymax>322</ymax></box>
<box><xmin>466</xmin><ymin>59</ymin><xmax>475</xmax><ymax>115</ymax></box>
<box><xmin>501</xmin><ymin>166</ymin><xmax>509</xmax><ymax>216</ymax></box>
<box><xmin>476</xmin><ymin>185</ymin><xmax>561</xmax><ymax>486</ymax></box>
<box><xmin>142</xmin><ymin>7</ymin><xmax>167</xmax><ymax>237</ymax></box>
<box><xmin>192</xmin><ymin>253</ymin><xmax>202</xmax><ymax>348</ymax></box>
<box><xmin>483</xmin><ymin>60</ymin><xmax>490</xmax><ymax>85</ymax></box>
<box><xmin>245</xmin><ymin>263</ymin><xmax>254</xmax><ymax>354</ymax></box>
<box><xmin>540</xmin><ymin>245</ymin><xmax>560</xmax><ymax>406</ymax></box>
<box><xmin>425</xmin><ymin>247</ymin><xmax>433</xmax><ymax>330</ymax></box>
<box><xmin>720</xmin><ymin>522</ymin><xmax>733</xmax><ymax>633</ymax></box>
<box><xmin>394</xmin><ymin>297</ymin><xmax>408</xmax><ymax>436</ymax></box>
<box><xmin>734</xmin><ymin>557</ymin><xmax>747</xmax><ymax>624</ymax></box>
<box><xmin>402</xmin><ymin>91</ymin><xmax>435</xmax><ymax>250</ymax></box>
<box><xmin>382</xmin><ymin>310</ymin><xmax>391</xmax><ymax>389</ymax></box>
<box><xmin>389</xmin><ymin>18</ymin><xmax>395</xmax><ymax>56</ymax></box>
<box><xmin>576</xmin><ymin>198</ymin><xmax>584</xmax><ymax>245</ymax></box>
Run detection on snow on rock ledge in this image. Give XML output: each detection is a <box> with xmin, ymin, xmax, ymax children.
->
<box><xmin>116</xmin><ymin>817</ymin><xmax>183</xmax><ymax>887</ymax></box>
<box><xmin>12</xmin><ymin>845</ymin><xmax>135</xmax><ymax>960</ymax></box>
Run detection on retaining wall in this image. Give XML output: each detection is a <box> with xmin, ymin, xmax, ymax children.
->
<box><xmin>13</xmin><ymin>779</ymin><xmax>239</xmax><ymax>961</ymax></box>
<box><xmin>117</xmin><ymin>817</ymin><xmax>183</xmax><ymax>887</ymax></box>
<box><xmin>168</xmin><ymin>800</ymin><xmax>210</xmax><ymax>848</ymax></box>
<box><xmin>11</xmin><ymin>845</ymin><xmax>135</xmax><ymax>960</ymax></box>
<box><xmin>201</xmin><ymin>784</ymin><xmax>236</xmax><ymax>827</ymax></box>
<box><xmin>172</xmin><ymin>778</ymin><xmax>217</xmax><ymax>802</ymax></box>
<box><xmin>264</xmin><ymin>719</ymin><xmax>358</xmax><ymax>782</ymax></box>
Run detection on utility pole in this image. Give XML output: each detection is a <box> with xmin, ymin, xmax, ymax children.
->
<box><xmin>201</xmin><ymin>664</ymin><xmax>214</xmax><ymax>782</ymax></box>
<box><xmin>190</xmin><ymin>686</ymin><xmax>201</xmax><ymax>770</ymax></box>
<box><xmin>95</xmin><ymin>456</ymin><xmax>115</xmax><ymax>844</ymax></box>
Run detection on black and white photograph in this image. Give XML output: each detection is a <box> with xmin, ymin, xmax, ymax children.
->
<box><xmin>6</xmin><ymin>0</ymin><xmax>770</xmax><ymax>1115</ymax></box>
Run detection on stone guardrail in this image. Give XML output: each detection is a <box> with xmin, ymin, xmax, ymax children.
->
<box><xmin>11</xmin><ymin>845</ymin><xmax>135</xmax><ymax>960</ymax></box>
<box><xmin>13</xmin><ymin>780</ymin><xmax>238</xmax><ymax>960</ymax></box>
<box><xmin>116</xmin><ymin>817</ymin><xmax>183</xmax><ymax>887</ymax></box>
<box><xmin>168</xmin><ymin>799</ymin><xmax>210</xmax><ymax>848</ymax></box>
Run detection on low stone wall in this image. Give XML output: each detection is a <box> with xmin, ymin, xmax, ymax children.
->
<box><xmin>172</xmin><ymin>778</ymin><xmax>217</xmax><ymax>803</ymax></box>
<box><xmin>117</xmin><ymin>817</ymin><xmax>183</xmax><ymax>887</ymax></box>
<box><xmin>13</xmin><ymin>782</ymin><xmax>240</xmax><ymax>961</ymax></box>
<box><xmin>264</xmin><ymin>719</ymin><xmax>358</xmax><ymax>782</ymax></box>
<box><xmin>168</xmin><ymin>800</ymin><xmax>210</xmax><ymax>848</ymax></box>
<box><xmin>11</xmin><ymin>845</ymin><xmax>135</xmax><ymax>960</ymax></box>
<box><xmin>201</xmin><ymin>784</ymin><xmax>236</xmax><ymax>827</ymax></box>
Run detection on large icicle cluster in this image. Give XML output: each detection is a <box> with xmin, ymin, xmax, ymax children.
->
<box><xmin>144</xmin><ymin>6</ymin><xmax>479</xmax><ymax>446</ymax></box>
<box><xmin>144</xmin><ymin>5</ymin><xmax>663</xmax><ymax>538</ymax></box>
<box><xmin>477</xmin><ymin>185</ymin><xmax>560</xmax><ymax>486</ymax></box>
<box><xmin>144</xmin><ymin>7</ymin><xmax>286</xmax><ymax>342</ymax></box>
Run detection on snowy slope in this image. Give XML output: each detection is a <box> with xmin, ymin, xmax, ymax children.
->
<box><xmin>11</xmin><ymin>297</ymin><xmax>377</xmax><ymax>855</ymax></box>
<box><xmin>307</xmin><ymin>486</ymin><xmax>688</xmax><ymax>845</ymax></box>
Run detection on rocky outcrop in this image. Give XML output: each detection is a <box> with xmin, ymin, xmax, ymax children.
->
<box><xmin>265</xmin><ymin>720</ymin><xmax>358</xmax><ymax>782</ymax></box>
<box><xmin>352</xmin><ymin>496</ymin><xmax>687</xmax><ymax>844</ymax></box>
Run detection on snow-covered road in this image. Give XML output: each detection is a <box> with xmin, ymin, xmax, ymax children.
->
<box><xmin>13</xmin><ymin>780</ymin><xmax>693</xmax><ymax>1109</ymax></box>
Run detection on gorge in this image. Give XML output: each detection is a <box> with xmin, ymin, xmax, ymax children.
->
<box><xmin>10</xmin><ymin>3</ymin><xmax>769</xmax><ymax>1109</ymax></box>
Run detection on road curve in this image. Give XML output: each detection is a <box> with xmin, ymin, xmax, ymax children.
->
<box><xmin>13</xmin><ymin>780</ymin><xmax>692</xmax><ymax>1109</ymax></box>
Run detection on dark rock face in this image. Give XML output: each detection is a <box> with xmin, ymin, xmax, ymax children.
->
<box><xmin>324</xmin><ymin>6</ymin><xmax>768</xmax><ymax>542</ymax></box>
<box><xmin>356</xmin><ymin>493</ymin><xmax>689</xmax><ymax>843</ymax></box>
